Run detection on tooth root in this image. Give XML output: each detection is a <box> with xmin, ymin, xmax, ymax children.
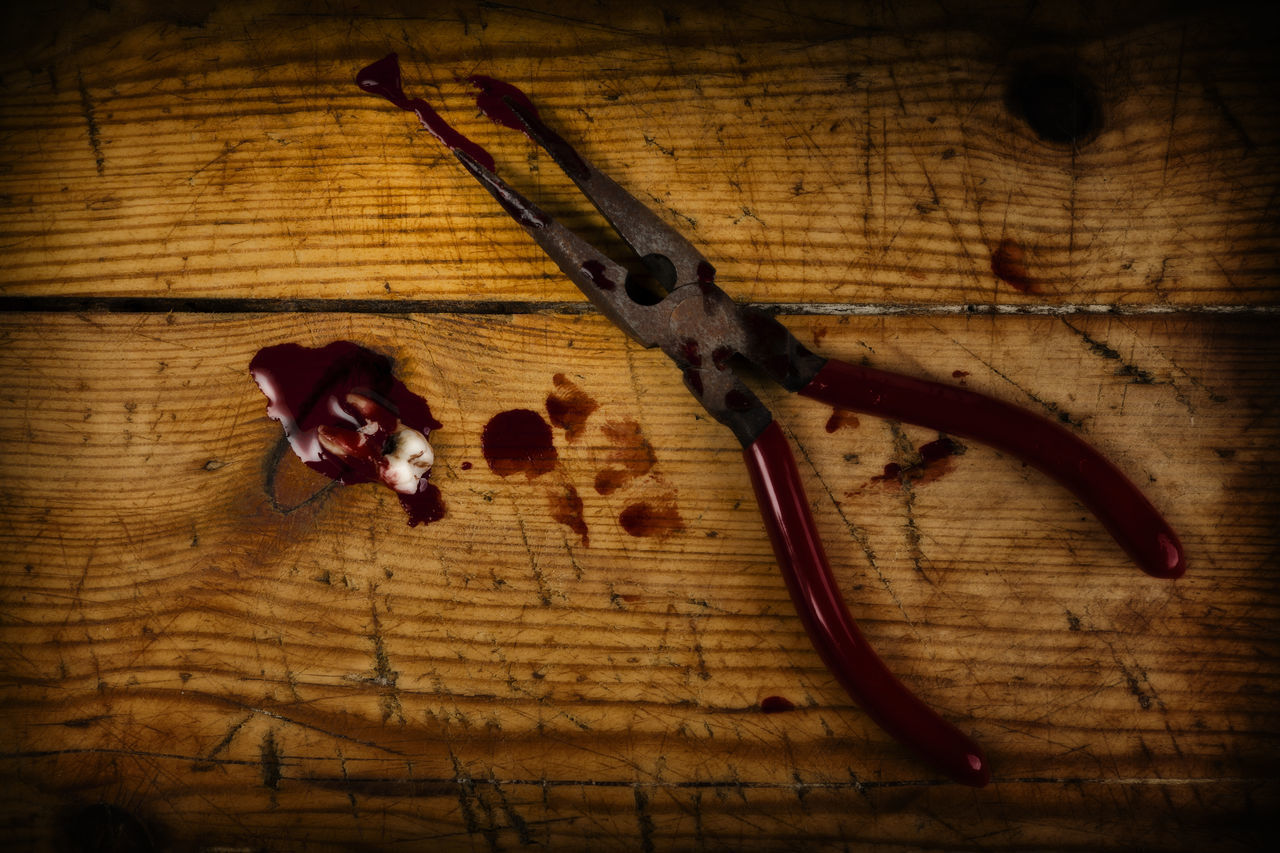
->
<box><xmin>347</xmin><ymin>391</ymin><xmax>392</xmax><ymax>420</ymax></box>
<box><xmin>317</xmin><ymin>425</ymin><xmax>368</xmax><ymax>459</ymax></box>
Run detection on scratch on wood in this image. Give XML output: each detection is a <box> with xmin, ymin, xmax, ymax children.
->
<box><xmin>336</xmin><ymin>748</ymin><xmax>361</xmax><ymax>823</ymax></box>
<box><xmin>263</xmin><ymin>436</ymin><xmax>338</xmax><ymax>514</ymax></box>
<box><xmin>792</xmin><ymin>770</ymin><xmax>810</xmax><ymax>807</ymax></box>
<box><xmin>77</xmin><ymin>71</ymin><xmax>105</xmax><ymax>175</ymax></box>
<box><xmin>1125</xmin><ymin>668</ymin><xmax>1154</xmax><ymax>710</ymax></box>
<box><xmin>209</xmin><ymin>693</ymin><xmax>409</xmax><ymax>756</ymax></box>
<box><xmin>1163</xmin><ymin>23</ymin><xmax>1188</xmax><ymax>180</ymax></box>
<box><xmin>691</xmin><ymin>788</ymin><xmax>705</xmax><ymax>846</ymax></box>
<box><xmin>193</xmin><ymin>712</ymin><xmax>253</xmax><ymax>771</ymax></box>
<box><xmin>642</xmin><ymin>133</ymin><xmax>674</xmax><ymax>157</ymax></box>
<box><xmin>634</xmin><ymin>786</ymin><xmax>656</xmax><ymax>853</ymax></box>
<box><xmin>780</xmin><ymin>421</ymin><xmax>911</xmax><ymax>621</ymax></box>
<box><xmin>901</xmin><ymin>471</ymin><xmax>930</xmax><ymax>580</ymax></box>
<box><xmin>477</xmin><ymin>0</ymin><xmax>641</xmax><ymax>35</ymax></box>
<box><xmin>1197</xmin><ymin>68</ymin><xmax>1256</xmax><ymax>152</ymax></box>
<box><xmin>1113</xmin><ymin>651</ymin><xmax>1166</xmax><ymax>712</ymax></box>
<box><xmin>947</xmin><ymin>337</ymin><xmax>1083</xmax><ymax>428</ymax></box>
<box><xmin>449</xmin><ymin>752</ymin><xmax>485</xmax><ymax>843</ymax></box>
<box><xmin>185</xmin><ymin>139</ymin><xmax>249</xmax><ymax>186</ymax></box>
<box><xmin>886</xmin><ymin>423</ymin><xmax>934</xmax><ymax>584</ymax></box>
<box><xmin>450</xmin><ymin>751</ymin><xmax>506</xmax><ymax>851</ymax></box>
<box><xmin>688</xmin><ymin>618</ymin><xmax>711</xmax><ymax>682</ymax></box>
<box><xmin>1060</xmin><ymin>319</ymin><xmax>1157</xmax><ymax>384</ymax></box>
<box><xmin>491</xmin><ymin>776</ymin><xmax>533</xmax><ymax>845</ymax></box>
<box><xmin>259</xmin><ymin>729</ymin><xmax>282</xmax><ymax>789</ymax></box>
<box><xmin>366</xmin><ymin>595</ymin><xmax>404</xmax><ymax>723</ymax></box>
<box><xmin>734</xmin><ymin>205</ymin><xmax>765</xmax><ymax>227</ymax></box>
<box><xmin>862</xmin><ymin>91</ymin><xmax>873</xmax><ymax>244</ymax></box>
<box><xmin>515</xmin><ymin>514</ymin><xmax>553</xmax><ymax>606</ymax></box>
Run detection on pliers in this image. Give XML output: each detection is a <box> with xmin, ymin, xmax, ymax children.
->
<box><xmin>358</xmin><ymin>55</ymin><xmax>1185</xmax><ymax>787</ymax></box>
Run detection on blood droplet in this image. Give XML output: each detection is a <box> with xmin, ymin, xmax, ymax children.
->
<box><xmin>825</xmin><ymin>409</ymin><xmax>860</xmax><ymax>433</ymax></box>
<box><xmin>991</xmin><ymin>238</ymin><xmax>1033</xmax><ymax>292</ymax></box>
<box><xmin>481</xmin><ymin>409</ymin><xmax>558</xmax><ymax>479</ymax></box>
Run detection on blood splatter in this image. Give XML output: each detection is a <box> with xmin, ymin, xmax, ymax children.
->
<box><xmin>581</xmin><ymin>259</ymin><xmax>617</xmax><ymax>291</ymax></box>
<box><xmin>549</xmin><ymin>483</ymin><xmax>589</xmax><ymax>546</ymax></box>
<box><xmin>358</xmin><ymin>54</ymin><xmax>550</xmax><ymax>228</ymax></box>
<box><xmin>619</xmin><ymin>500</ymin><xmax>684</xmax><ymax>539</ymax></box>
<box><xmin>356</xmin><ymin>53</ymin><xmax>495</xmax><ymax>173</ymax></box>
<box><xmin>679</xmin><ymin>339</ymin><xmax>703</xmax><ymax>367</ymax></box>
<box><xmin>919</xmin><ymin>437</ymin><xmax>961</xmax><ymax>465</ymax></box>
<box><xmin>724</xmin><ymin>389</ymin><xmax>754</xmax><ymax>412</ymax></box>
<box><xmin>468</xmin><ymin>73</ymin><xmax>589</xmax><ymax>180</ymax></box>
<box><xmin>545</xmin><ymin>373</ymin><xmax>599</xmax><ymax>442</ymax></box>
<box><xmin>481</xmin><ymin>408</ymin><xmax>558</xmax><ymax>479</ymax></box>
<box><xmin>991</xmin><ymin>238</ymin><xmax>1033</xmax><ymax>292</ymax></box>
<box><xmin>872</xmin><ymin>436</ymin><xmax>966</xmax><ymax>487</ymax></box>
<box><xmin>824</xmin><ymin>409</ymin><xmax>860</xmax><ymax>433</ymax></box>
<box><xmin>760</xmin><ymin>695</ymin><xmax>796</xmax><ymax>713</ymax></box>
<box><xmin>710</xmin><ymin>345</ymin><xmax>734</xmax><ymax>371</ymax></box>
<box><xmin>593</xmin><ymin>420</ymin><xmax>657</xmax><ymax>495</ymax></box>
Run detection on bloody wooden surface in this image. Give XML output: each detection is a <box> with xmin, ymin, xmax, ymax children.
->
<box><xmin>2</xmin><ymin>1</ymin><xmax>1278</xmax><ymax>851</ymax></box>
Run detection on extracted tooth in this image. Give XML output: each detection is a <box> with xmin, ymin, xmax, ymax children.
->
<box><xmin>379</xmin><ymin>425</ymin><xmax>435</xmax><ymax>494</ymax></box>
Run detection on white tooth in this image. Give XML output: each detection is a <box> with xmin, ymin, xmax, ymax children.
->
<box><xmin>381</xmin><ymin>426</ymin><xmax>435</xmax><ymax>494</ymax></box>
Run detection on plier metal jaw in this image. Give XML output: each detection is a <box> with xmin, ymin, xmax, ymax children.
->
<box><xmin>359</xmin><ymin>55</ymin><xmax>1185</xmax><ymax>788</ymax></box>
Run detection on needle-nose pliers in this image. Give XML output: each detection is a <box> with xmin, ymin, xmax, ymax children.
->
<box><xmin>357</xmin><ymin>55</ymin><xmax>1185</xmax><ymax>787</ymax></box>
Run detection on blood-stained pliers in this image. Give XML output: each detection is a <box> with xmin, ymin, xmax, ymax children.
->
<box><xmin>358</xmin><ymin>55</ymin><xmax>1185</xmax><ymax>787</ymax></box>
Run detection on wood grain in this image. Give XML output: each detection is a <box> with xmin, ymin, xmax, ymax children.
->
<box><xmin>2</xmin><ymin>0</ymin><xmax>1278</xmax><ymax>849</ymax></box>
<box><xmin>1</xmin><ymin>311</ymin><xmax>1276</xmax><ymax>849</ymax></box>
<box><xmin>1</xmin><ymin>1</ymin><xmax>1277</xmax><ymax>306</ymax></box>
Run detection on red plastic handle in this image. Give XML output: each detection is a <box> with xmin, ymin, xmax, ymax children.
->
<box><xmin>801</xmin><ymin>359</ymin><xmax>1185</xmax><ymax>579</ymax></box>
<box><xmin>745</xmin><ymin>420</ymin><xmax>990</xmax><ymax>787</ymax></box>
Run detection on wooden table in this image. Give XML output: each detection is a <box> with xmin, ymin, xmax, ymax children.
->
<box><xmin>2</xmin><ymin>2</ymin><xmax>1277</xmax><ymax>849</ymax></box>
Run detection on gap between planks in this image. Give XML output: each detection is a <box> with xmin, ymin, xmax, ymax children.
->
<box><xmin>0</xmin><ymin>297</ymin><xmax>1276</xmax><ymax>316</ymax></box>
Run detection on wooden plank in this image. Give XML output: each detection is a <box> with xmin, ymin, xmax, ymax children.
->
<box><xmin>1</xmin><ymin>311</ymin><xmax>1275</xmax><ymax>849</ymax></box>
<box><xmin>1</xmin><ymin>2</ymin><xmax>1276</xmax><ymax>305</ymax></box>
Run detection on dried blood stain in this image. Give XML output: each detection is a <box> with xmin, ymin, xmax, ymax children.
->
<box><xmin>593</xmin><ymin>419</ymin><xmax>658</xmax><ymax>495</ymax></box>
<box><xmin>545</xmin><ymin>373</ymin><xmax>599</xmax><ymax>442</ymax></box>
<box><xmin>549</xmin><ymin>483</ymin><xmax>589</xmax><ymax>546</ymax></box>
<box><xmin>872</xmin><ymin>436</ymin><xmax>966</xmax><ymax>487</ymax></box>
<box><xmin>619</xmin><ymin>500</ymin><xmax>684</xmax><ymax>539</ymax></box>
<box><xmin>824</xmin><ymin>409</ymin><xmax>861</xmax><ymax>433</ymax></box>
<box><xmin>991</xmin><ymin>238</ymin><xmax>1033</xmax><ymax>292</ymax></box>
